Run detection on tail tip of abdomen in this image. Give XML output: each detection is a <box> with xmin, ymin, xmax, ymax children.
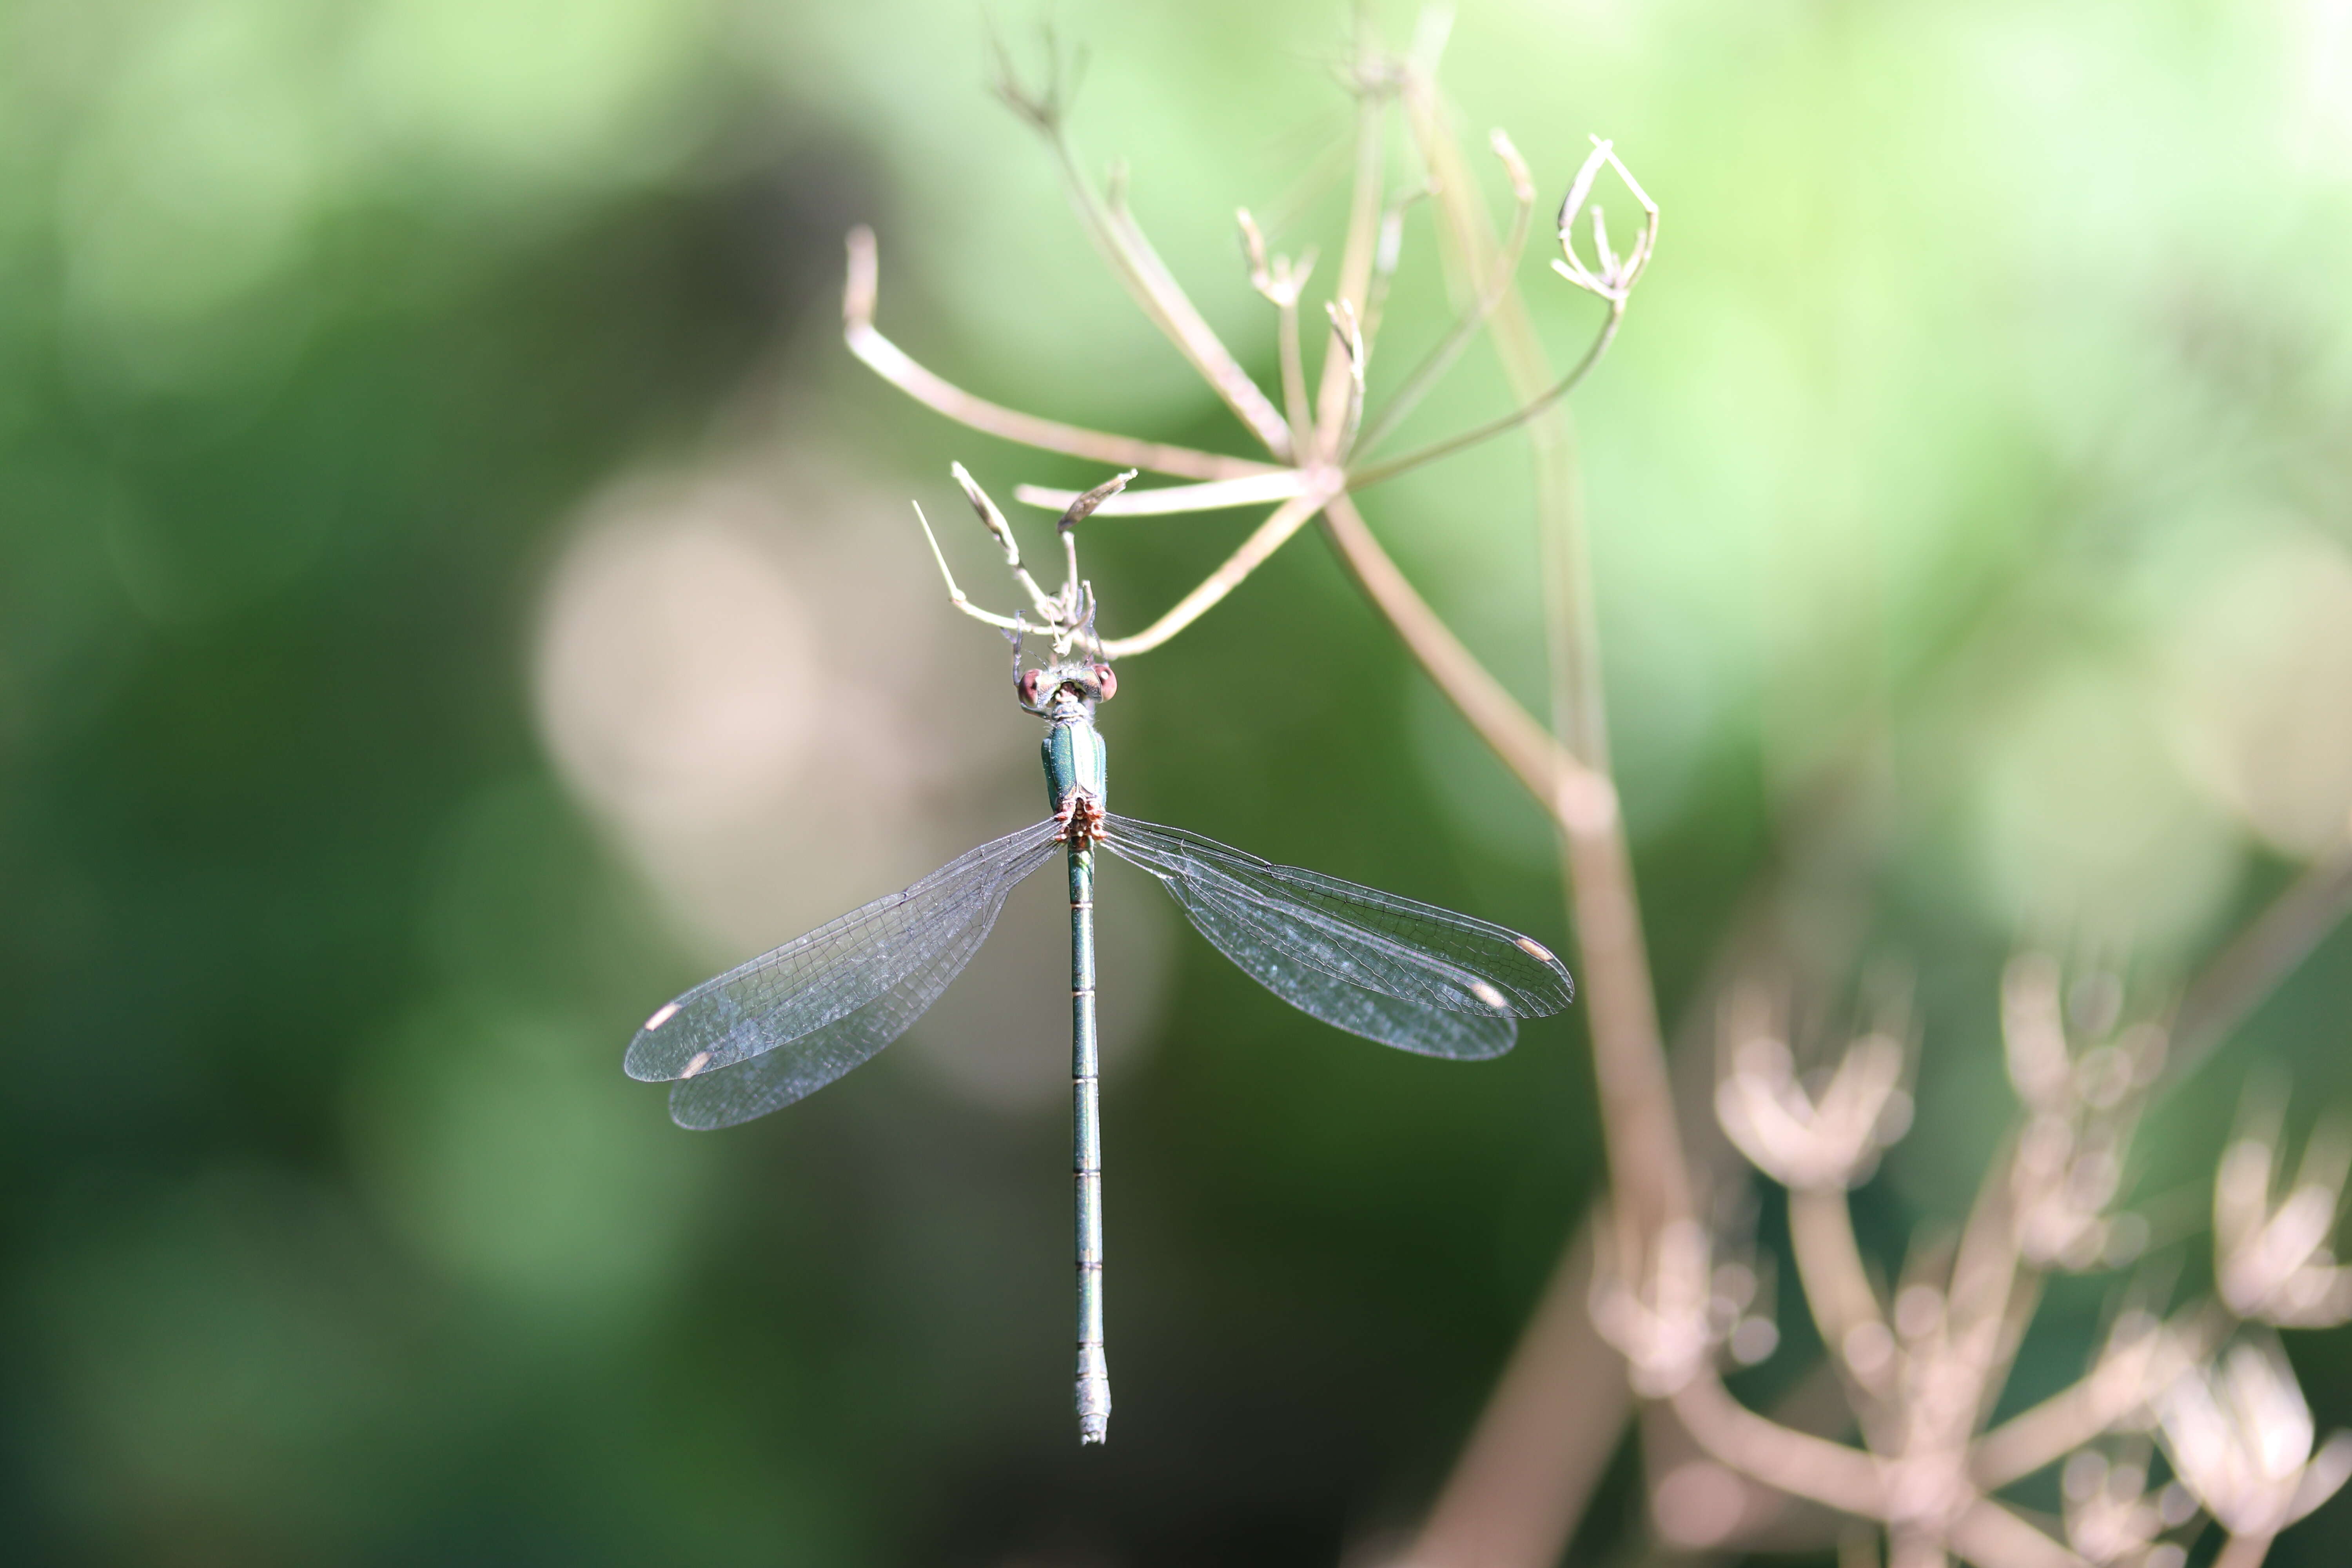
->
<box><xmin>1075</xmin><ymin>1347</ymin><xmax>1111</xmax><ymax>1444</ymax></box>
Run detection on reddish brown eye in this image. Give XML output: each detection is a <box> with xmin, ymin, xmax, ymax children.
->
<box><xmin>1091</xmin><ymin>664</ymin><xmax>1117</xmax><ymax>701</ymax></box>
<box><xmin>1018</xmin><ymin>670</ymin><xmax>1045</xmax><ymax>706</ymax></box>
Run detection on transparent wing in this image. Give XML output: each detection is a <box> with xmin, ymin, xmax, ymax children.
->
<box><xmin>625</xmin><ymin>820</ymin><xmax>1063</xmax><ymax>1127</ymax></box>
<box><xmin>665</xmin><ymin>879</ymin><xmax>1028</xmax><ymax>1131</ymax></box>
<box><xmin>1101</xmin><ymin>814</ymin><xmax>1573</xmax><ymax>1061</ymax></box>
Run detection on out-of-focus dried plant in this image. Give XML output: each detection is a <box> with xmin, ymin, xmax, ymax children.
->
<box><xmin>2215</xmin><ymin>1112</ymin><xmax>2352</xmax><ymax>1328</ymax></box>
<box><xmin>2156</xmin><ymin>1337</ymin><xmax>2352</xmax><ymax>1556</ymax></box>
<box><xmin>1655</xmin><ymin>954</ymin><xmax>2352</xmax><ymax>1568</ymax></box>
<box><xmin>2058</xmin><ymin>1443</ymin><xmax>2198</xmax><ymax>1568</ymax></box>
<box><xmin>831</xmin><ymin>9</ymin><xmax>2352</xmax><ymax>1565</ymax></box>
<box><xmin>1715</xmin><ymin>981</ymin><xmax>1913</xmax><ymax>1193</ymax></box>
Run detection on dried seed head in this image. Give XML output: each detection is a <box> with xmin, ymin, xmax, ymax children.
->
<box><xmin>1551</xmin><ymin>135</ymin><xmax>1657</xmax><ymax>304</ymax></box>
<box><xmin>1488</xmin><ymin>127</ymin><xmax>1534</xmax><ymax>206</ymax></box>
<box><xmin>1056</xmin><ymin>470</ymin><xmax>1137</xmax><ymax>533</ymax></box>
<box><xmin>2059</xmin><ymin>1443</ymin><xmax>2179</xmax><ymax>1565</ymax></box>
<box><xmin>2158</xmin><ymin>1337</ymin><xmax>2352</xmax><ymax>1538</ymax></box>
<box><xmin>1996</xmin><ymin>955</ymin><xmax>2168</xmax><ymax>1270</ymax></box>
<box><xmin>1714</xmin><ymin>985</ymin><xmax>1911</xmax><ymax>1191</ymax></box>
<box><xmin>952</xmin><ymin>461</ymin><xmax>1022</xmax><ymax>559</ymax></box>
<box><xmin>2215</xmin><ymin>1115</ymin><xmax>2352</xmax><ymax>1327</ymax></box>
<box><xmin>1236</xmin><ymin>207</ymin><xmax>1316</xmax><ymax>308</ymax></box>
<box><xmin>1590</xmin><ymin>1218</ymin><xmax>1726</xmax><ymax>1396</ymax></box>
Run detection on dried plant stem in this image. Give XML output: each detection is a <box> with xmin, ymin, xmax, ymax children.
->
<box><xmin>1969</xmin><ymin>1315</ymin><xmax>2200</xmax><ymax>1490</ymax></box>
<box><xmin>854</xmin><ymin>28</ymin><xmax>1687</xmax><ymax>1561</ymax></box>
<box><xmin>1347</xmin><ymin>302</ymin><xmax>1626</xmax><ymax>491</ymax></box>
<box><xmin>844</xmin><ymin>229</ymin><xmax>1283</xmax><ymax>483</ymax></box>
<box><xmin>840</xmin><ymin>25</ymin><xmax>2352</xmax><ymax>1568</ymax></box>
<box><xmin>1390</xmin><ymin>32</ymin><xmax>1686</xmax><ymax>1568</ymax></box>
<box><xmin>1788</xmin><ymin>1188</ymin><xmax>1891</xmax><ymax>1399</ymax></box>
<box><xmin>1313</xmin><ymin>73</ymin><xmax>1388</xmax><ymax>454</ymax></box>
<box><xmin>1277</xmin><ymin>293</ymin><xmax>1312</xmax><ymax>443</ymax></box>
<box><xmin>1668</xmin><ymin>1373</ymin><xmax>1882</xmax><ymax>1517</ymax></box>
<box><xmin>1557</xmin><ymin>808</ymin><xmax>1687</xmax><ymax>1227</ymax></box>
<box><xmin>1318</xmin><ymin>494</ymin><xmax>1564</xmax><ymax>793</ymax></box>
<box><xmin>1305</xmin><ymin>504</ymin><xmax>1671</xmax><ymax>1231</ymax></box>
<box><xmin>1944</xmin><ymin>1143</ymin><xmax>2036</xmax><ymax>1424</ymax></box>
<box><xmin>1352</xmin><ymin>130</ymin><xmax>1536</xmax><ymax>459</ymax></box>
<box><xmin>2214</xmin><ymin>1533</ymin><xmax>2276</xmax><ymax>1568</ymax></box>
<box><xmin>1946</xmin><ymin>1501</ymin><xmax>2096</xmax><ymax>1568</ymax></box>
<box><xmin>1840</xmin><ymin>1531</ymin><xmax>1885</xmax><ymax>1568</ymax></box>
<box><xmin>1023</xmin><ymin>109</ymin><xmax>1296</xmax><ymax>457</ymax></box>
<box><xmin>1403</xmin><ymin>16</ymin><xmax>1680</xmax><ymax>1226</ymax></box>
<box><xmin>1014</xmin><ymin>471</ymin><xmax>1313</xmax><ymax>517</ymax></box>
<box><xmin>1669</xmin><ymin>1376</ymin><xmax>2104</xmax><ymax>1568</ymax></box>
<box><xmin>1099</xmin><ymin>485</ymin><xmax>1341</xmax><ymax>657</ymax></box>
<box><xmin>1324</xmin><ymin>497</ymin><xmax>1684</xmax><ymax>1226</ymax></box>
<box><xmin>1404</xmin><ymin>1222</ymin><xmax>1630</xmax><ymax>1568</ymax></box>
<box><xmin>2169</xmin><ymin>838</ymin><xmax>2352</xmax><ymax>1086</ymax></box>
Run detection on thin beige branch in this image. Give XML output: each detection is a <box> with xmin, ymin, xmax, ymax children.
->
<box><xmin>1317</xmin><ymin>493</ymin><xmax>1567</xmax><ymax>799</ymax></box>
<box><xmin>1096</xmin><ymin>485</ymin><xmax>1339</xmax><ymax>657</ymax></box>
<box><xmin>1312</xmin><ymin>62</ymin><xmax>1388</xmax><ymax>454</ymax></box>
<box><xmin>910</xmin><ymin>501</ymin><xmax>1026</xmax><ymax>634</ymax></box>
<box><xmin>1327</xmin><ymin>298</ymin><xmax>1367</xmax><ymax>458</ymax></box>
<box><xmin>1012</xmin><ymin>469</ymin><xmax>1314</xmax><ymax>517</ymax></box>
<box><xmin>2169</xmin><ymin>837</ymin><xmax>2352</xmax><ymax>1087</ymax></box>
<box><xmin>1947</xmin><ymin>1500</ymin><xmax>2096</xmax><ymax>1568</ymax></box>
<box><xmin>1557</xmin><ymin>790</ymin><xmax>1686</xmax><ymax>1229</ymax></box>
<box><xmin>2214</xmin><ymin>1534</ymin><xmax>2276</xmax><ymax>1568</ymax></box>
<box><xmin>1969</xmin><ymin>1305</ymin><xmax>2217</xmax><ymax>1493</ymax></box>
<box><xmin>1670</xmin><ymin>1372</ymin><xmax>1885</xmax><ymax>1519</ymax></box>
<box><xmin>1388</xmin><ymin>34</ymin><xmax>1683</xmax><ymax>1568</ymax></box>
<box><xmin>1676</xmin><ymin>1378</ymin><xmax>2098</xmax><ymax>1568</ymax></box>
<box><xmin>1401</xmin><ymin>29</ymin><xmax>1681</xmax><ymax>1247</ymax></box>
<box><xmin>1942</xmin><ymin>1137</ymin><xmax>2037</xmax><ymax>1435</ymax></box>
<box><xmin>949</xmin><ymin>461</ymin><xmax>1063</xmax><ymax>621</ymax></box>
<box><xmin>1790</xmin><ymin>1188</ymin><xmax>1893</xmax><ymax>1402</ymax></box>
<box><xmin>1353</xmin><ymin>128</ymin><xmax>1537</xmax><ymax>458</ymax></box>
<box><xmin>1237</xmin><ymin>208</ymin><xmax>1317</xmax><ymax>444</ymax></box>
<box><xmin>1969</xmin><ymin>1368</ymin><xmax>2141</xmax><ymax>1492</ymax></box>
<box><xmin>843</xmin><ymin>228</ymin><xmax>1282</xmax><ymax>483</ymax></box>
<box><xmin>1358</xmin><ymin>191</ymin><xmax>1411</xmax><ymax>347</ymax></box>
<box><xmin>1839</xmin><ymin>1531</ymin><xmax>1884</xmax><ymax>1568</ymax></box>
<box><xmin>1278</xmin><ymin>292</ymin><xmax>1310</xmax><ymax>443</ymax></box>
<box><xmin>1345</xmin><ymin>299</ymin><xmax>1626</xmax><ymax>490</ymax></box>
<box><xmin>1405</xmin><ymin>1221</ymin><xmax>1632</xmax><ymax>1568</ymax></box>
<box><xmin>1320</xmin><ymin>487</ymin><xmax>1685</xmax><ymax>1252</ymax></box>
<box><xmin>1014</xmin><ymin>101</ymin><xmax>1295</xmax><ymax>457</ymax></box>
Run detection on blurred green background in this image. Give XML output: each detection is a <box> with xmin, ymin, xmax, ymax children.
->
<box><xmin>7</xmin><ymin>0</ymin><xmax>2352</xmax><ymax>1562</ymax></box>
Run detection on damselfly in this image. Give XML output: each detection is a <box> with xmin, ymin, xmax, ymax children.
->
<box><xmin>624</xmin><ymin>467</ymin><xmax>1573</xmax><ymax>1443</ymax></box>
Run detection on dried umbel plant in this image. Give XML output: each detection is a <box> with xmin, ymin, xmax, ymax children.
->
<box><xmin>847</xmin><ymin>22</ymin><xmax>1693</xmax><ymax>1517</ymax></box>
<box><xmin>1658</xmin><ymin>956</ymin><xmax>2352</xmax><ymax>1568</ymax></box>
<box><xmin>817</xmin><ymin>9</ymin><xmax>2352</xmax><ymax>1566</ymax></box>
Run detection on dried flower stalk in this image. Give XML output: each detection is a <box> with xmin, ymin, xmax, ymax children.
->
<box><xmin>831</xmin><ymin>12</ymin><xmax>2352</xmax><ymax>1566</ymax></box>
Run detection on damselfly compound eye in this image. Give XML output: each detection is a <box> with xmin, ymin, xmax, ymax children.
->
<box><xmin>1092</xmin><ymin>664</ymin><xmax>1118</xmax><ymax>701</ymax></box>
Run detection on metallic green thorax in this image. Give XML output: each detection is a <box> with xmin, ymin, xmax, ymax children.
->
<box><xmin>1042</xmin><ymin>717</ymin><xmax>1107</xmax><ymax>817</ymax></box>
<box><xmin>1045</xmin><ymin>711</ymin><xmax>1112</xmax><ymax>1443</ymax></box>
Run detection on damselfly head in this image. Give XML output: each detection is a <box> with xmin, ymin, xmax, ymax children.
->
<box><xmin>1016</xmin><ymin>659</ymin><xmax>1116</xmax><ymax>716</ymax></box>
